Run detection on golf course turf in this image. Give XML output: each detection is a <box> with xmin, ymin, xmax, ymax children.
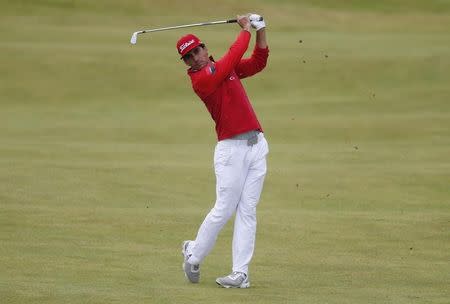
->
<box><xmin>1</xmin><ymin>1</ymin><xmax>449</xmax><ymax>303</ymax></box>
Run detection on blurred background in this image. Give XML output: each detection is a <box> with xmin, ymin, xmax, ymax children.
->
<box><xmin>1</xmin><ymin>1</ymin><xmax>449</xmax><ymax>303</ymax></box>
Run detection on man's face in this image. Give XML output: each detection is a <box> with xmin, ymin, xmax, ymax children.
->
<box><xmin>183</xmin><ymin>44</ymin><xmax>209</xmax><ymax>70</ymax></box>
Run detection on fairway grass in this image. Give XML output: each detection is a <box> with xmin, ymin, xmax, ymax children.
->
<box><xmin>1</xmin><ymin>1</ymin><xmax>449</xmax><ymax>303</ymax></box>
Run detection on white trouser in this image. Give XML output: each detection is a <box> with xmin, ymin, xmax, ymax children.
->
<box><xmin>187</xmin><ymin>132</ymin><xmax>269</xmax><ymax>275</ymax></box>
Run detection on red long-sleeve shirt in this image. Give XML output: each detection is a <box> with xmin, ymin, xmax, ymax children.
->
<box><xmin>187</xmin><ymin>30</ymin><xmax>269</xmax><ymax>141</ymax></box>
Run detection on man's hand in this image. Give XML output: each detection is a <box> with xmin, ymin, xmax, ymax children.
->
<box><xmin>237</xmin><ymin>15</ymin><xmax>251</xmax><ymax>32</ymax></box>
<box><xmin>248</xmin><ymin>13</ymin><xmax>266</xmax><ymax>31</ymax></box>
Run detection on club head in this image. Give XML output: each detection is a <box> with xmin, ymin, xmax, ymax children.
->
<box><xmin>130</xmin><ymin>32</ymin><xmax>138</xmax><ymax>45</ymax></box>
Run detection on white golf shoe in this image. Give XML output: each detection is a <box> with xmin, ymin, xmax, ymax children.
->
<box><xmin>216</xmin><ymin>271</ymin><xmax>250</xmax><ymax>288</ymax></box>
<box><xmin>181</xmin><ymin>240</ymin><xmax>200</xmax><ymax>283</ymax></box>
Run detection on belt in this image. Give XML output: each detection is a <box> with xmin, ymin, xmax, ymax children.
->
<box><xmin>231</xmin><ymin>130</ymin><xmax>260</xmax><ymax>146</ymax></box>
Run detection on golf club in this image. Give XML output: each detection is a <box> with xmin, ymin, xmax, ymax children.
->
<box><xmin>130</xmin><ymin>17</ymin><xmax>263</xmax><ymax>45</ymax></box>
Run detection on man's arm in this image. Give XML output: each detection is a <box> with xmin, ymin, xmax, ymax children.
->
<box><xmin>255</xmin><ymin>28</ymin><xmax>267</xmax><ymax>49</ymax></box>
<box><xmin>192</xmin><ymin>16</ymin><xmax>252</xmax><ymax>97</ymax></box>
<box><xmin>235</xmin><ymin>26</ymin><xmax>269</xmax><ymax>79</ymax></box>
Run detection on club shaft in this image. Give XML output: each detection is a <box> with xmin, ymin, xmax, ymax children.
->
<box><xmin>139</xmin><ymin>19</ymin><xmax>237</xmax><ymax>34</ymax></box>
<box><xmin>130</xmin><ymin>17</ymin><xmax>262</xmax><ymax>44</ymax></box>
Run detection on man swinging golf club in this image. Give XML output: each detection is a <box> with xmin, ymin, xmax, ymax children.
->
<box><xmin>178</xmin><ymin>13</ymin><xmax>269</xmax><ymax>288</ymax></box>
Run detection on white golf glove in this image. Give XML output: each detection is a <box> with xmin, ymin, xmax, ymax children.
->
<box><xmin>248</xmin><ymin>13</ymin><xmax>266</xmax><ymax>31</ymax></box>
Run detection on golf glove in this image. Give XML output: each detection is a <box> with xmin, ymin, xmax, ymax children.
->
<box><xmin>249</xmin><ymin>13</ymin><xmax>266</xmax><ymax>31</ymax></box>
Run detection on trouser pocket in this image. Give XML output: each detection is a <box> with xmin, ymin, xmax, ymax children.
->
<box><xmin>214</xmin><ymin>142</ymin><xmax>233</xmax><ymax>166</ymax></box>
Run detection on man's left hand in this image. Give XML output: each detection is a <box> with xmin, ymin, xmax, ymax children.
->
<box><xmin>248</xmin><ymin>13</ymin><xmax>266</xmax><ymax>31</ymax></box>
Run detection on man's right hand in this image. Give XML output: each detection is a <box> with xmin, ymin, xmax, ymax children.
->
<box><xmin>237</xmin><ymin>15</ymin><xmax>251</xmax><ymax>32</ymax></box>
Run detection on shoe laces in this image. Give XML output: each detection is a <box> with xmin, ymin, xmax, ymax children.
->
<box><xmin>229</xmin><ymin>271</ymin><xmax>246</xmax><ymax>280</ymax></box>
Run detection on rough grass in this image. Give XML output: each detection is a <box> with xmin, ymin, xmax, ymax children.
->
<box><xmin>1</xmin><ymin>1</ymin><xmax>449</xmax><ymax>303</ymax></box>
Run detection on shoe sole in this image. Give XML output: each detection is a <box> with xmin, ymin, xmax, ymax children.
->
<box><xmin>181</xmin><ymin>240</ymin><xmax>200</xmax><ymax>283</ymax></box>
<box><xmin>181</xmin><ymin>241</ymin><xmax>189</xmax><ymax>280</ymax></box>
<box><xmin>215</xmin><ymin>280</ymin><xmax>250</xmax><ymax>288</ymax></box>
<box><xmin>181</xmin><ymin>241</ymin><xmax>189</xmax><ymax>258</ymax></box>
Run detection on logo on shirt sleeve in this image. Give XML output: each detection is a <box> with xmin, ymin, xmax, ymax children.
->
<box><xmin>207</xmin><ymin>64</ymin><xmax>216</xmax><ymax>75</ymax></box>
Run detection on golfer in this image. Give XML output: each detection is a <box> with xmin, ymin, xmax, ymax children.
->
<box><xmin>178</xmin><ymin>14</ymin><xmax>269</xmax><ymax>288</ymax></box>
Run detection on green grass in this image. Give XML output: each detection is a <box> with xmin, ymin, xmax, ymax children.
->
<box><xmin>1</xmin><ymin>1</ymin><xmax>449</xmax><ymax>303</ymax></box>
